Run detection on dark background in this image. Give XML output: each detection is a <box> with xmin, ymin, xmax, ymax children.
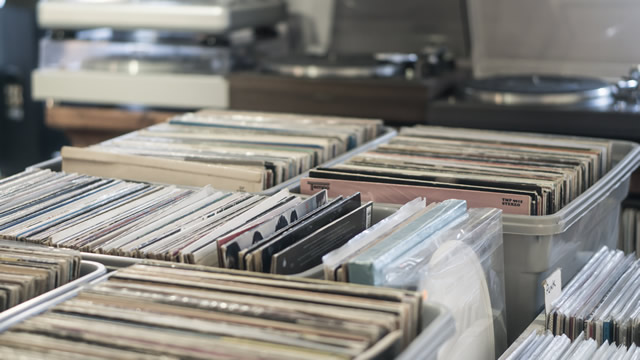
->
<box><xmin>0</xmin><ymin>2</ymin><xmax>67</xmax><ymax>176</ymax></box>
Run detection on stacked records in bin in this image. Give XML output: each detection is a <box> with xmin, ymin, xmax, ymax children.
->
<box><xmin>504</xmin><ymin>330</ymin><xmax>640</xmax><ymax>360</ymax></box>
<box><xmin>0</xmin><ymin>168</ymin><xmax>379</xmax><ymax>275</ymax></box>
<box><xmin>60</xmin><ymin>109</ymin><xmax>384</xmax><ymax>192</ymax></box>
<box><xmin>301</xmin><ymin>125</ymin><xmax>613</xmax><ymax>215</ymax></box>
<box><xmin>323</xmin><ymin>198</ymin><xmax>506</xmax><ymax>359</ymax></box>
<box><xmin>547</xmin><ymin>246</ymin><xmax>640</xmax><ymax>347</ymax></box>
<box><xmin>0</xmin><ymin>262</ymin><xmax>426</xmax><ymax>359</ymax></box>
<box><xmin>0</xmin><ymin>240</ymin><xmax>80</xmax><ymax>311</ymax></box>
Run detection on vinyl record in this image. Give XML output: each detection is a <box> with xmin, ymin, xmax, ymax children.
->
<box><xmin>425</xmin><ymin>240</ymin><xmax>495</xmax><ymax>360</ymax></box>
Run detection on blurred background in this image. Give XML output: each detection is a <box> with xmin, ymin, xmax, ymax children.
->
<box><xmin>2</xmin><ymin>0</ymin><xmax>640</xmax><ymax>177</ymax></box>
<box><xmin>0</xmin><ymin>0</ymin><xmax>66</xmax><ymax>176</ymax></box>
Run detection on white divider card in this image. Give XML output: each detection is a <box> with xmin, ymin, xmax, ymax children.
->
<box><xmin>543</xmin><ymin>268</ymin><xmax>562</xmax><ymax>314</ymax></box>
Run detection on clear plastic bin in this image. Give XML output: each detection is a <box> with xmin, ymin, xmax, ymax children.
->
<box><xmin>0</xmin><ymin>261</ymin><xmax>107</xmax><ymax>332</ymax></box>
<box><xmin>502</xmin><ymin>139</ymin><xmax>640</xmax><ymax>342</ymax></box>
<box><xmin>0</xmin><ymin>269</ymin><xmax>454</xmax><ymax>360</ymax></box>
<box><xmin>297</xmin><ymin>135</ymin><xmax>640</xmax><ymax>343</ymax></box>
<box><xmin>28</xmin><ymin>137</ymin><xmax>640</xmax><ymax>345</ymax></box>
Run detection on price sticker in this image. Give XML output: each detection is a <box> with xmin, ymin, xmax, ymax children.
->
<box><xmin>542</xmin><ymin>268</ymin><xmax>562</xmax><ymax>314</ymax></box>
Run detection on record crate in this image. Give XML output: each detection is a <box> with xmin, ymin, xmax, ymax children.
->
<box><xmin>0</xmin><ymin>266</ymin><xmax>455</xmax><ymax>360</ymax></box>
<box><xmin>74</xmin><ymin>201</ymin><xmax>508</xmax><ymax>358</ymax></box>
<box><xmin>290</xmin><ymin>134</ymin><xmax>640</xmax><ymax>343</ymax></box>
<box><xmin>27</xmin><ymin>127</ymin><xmax>398</xmax><ymax>195</ymax></box>
<box><xmin>499</xmin><ymin>139</ymin><xmax>640</xmax><ymax>342</ymax></box>
<box><xmin>0</xmin><ymin>260</ymin><xmax>107</xmax><ymax>332</ymax></box>
<box><xmin>26</xmin><ymin>134</ymin><xmax>640</xmax><ymax>345</ymax></box>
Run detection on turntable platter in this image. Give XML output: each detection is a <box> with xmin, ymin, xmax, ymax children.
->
<box><xmin>82</xmin><ymin>54</ymin><xmax>227</xmax><ymax>75</ymax></box>
<box><xmin>261</xmin><ymin>55</ymin><xmax>401</xmax><ymax>79</ymax></box>
<box><xmin>465</xmin><ymin>75</ymin><xmax>613</xmax><ymax>106</ymax></box>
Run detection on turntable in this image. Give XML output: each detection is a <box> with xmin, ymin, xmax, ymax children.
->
<box><xmin>31</xmin><ymin>0</ymin><xmax>287</xmax><ymax>145</ymax></box>
<box><xmin>33</xmin><ymin>0</ymin><xmax>286</xmax><ymax>110</ymax></box>
<box><xmin>428</xmin><ymin>0</ymin><xmax>640</xmax><ymax>143</ymax></box>
<box><xmin>426</xmin><ymin>0</ymin><xmax>640</xmax><ymax>342</ymax></box>
<box><xmin>430</xmin><ymin>72</ymin><xmax>640</xmax><ymax>143</ymax></box>
<box><xmin>464</xmin><ymin>75</ymin><xmax>615</xmax><ymax>107</ymax></box>
<box><xmin>229</xmin><ymin>43</ymin><xmax>462</xmax><ymax>126</ymax></box>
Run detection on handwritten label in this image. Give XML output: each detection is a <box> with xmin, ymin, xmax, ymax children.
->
<box><xmin>542</xmin><ymin>268</ymin><xmax>562</xmax><ymax>314</ymax></box>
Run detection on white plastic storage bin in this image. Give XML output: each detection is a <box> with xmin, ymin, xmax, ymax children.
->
<box><xmin>304</xmin><ymin>135</ymin><xmax>640</xmax><ymax>343</ymax></box>
<box><xmin>502</xmin><ymin>139</ymin><xmax>640</xmax><ymax>342</ymax></box>
<box><xmin>0</xmin><ymin>260</ymin><xmax>107</xmax><ymax>332</ymax></box>
<box><xmin>0</xmin><ymin>270</ymin><xmax>455</xmax><ymax>360</ymax></box>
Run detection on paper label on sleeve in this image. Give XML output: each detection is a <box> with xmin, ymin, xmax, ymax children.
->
<box><xmin>543</xmin><ymin>268</ymin><xmax>562</xmax><ymax>314</ymax></box>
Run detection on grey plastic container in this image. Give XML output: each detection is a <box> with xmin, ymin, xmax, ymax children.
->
<box><xmin>0</xmin><ymin>270</ymin><xmax>454</xmax><ymax>360</ymax></box>
<box><xmin>307</xmin><ymin>136</ymin><xmax>639</xmax><ymax>343</ymax></box>
<box><xmin>501</xmin><ymin>139</ymin><xmax>640</xmax><ymax>342</ymax></box>
<box><xmin>0</xmin><ymin>260</ymin><xmax>107</xmax><ymax>332</ymax></box>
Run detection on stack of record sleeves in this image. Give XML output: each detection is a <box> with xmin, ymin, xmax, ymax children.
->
<box><xmin>302</xmin><ymin>126</ymin><xmax>613</xmax><ymax>215</ymax></box>
<box><xmin>505</xmin><ymin>331</ymin><xmax>640</xmax><ymax>360</ymax></box>
<box><xmin>322</xmin><ymin>198</ymin><xmax>502</xmax><ymax>288</ymax></box>
<box><xmin>0</xmin><ymin>169</ymin><xmax>375</xmax><ymax>274</ymax></box>
<box><xmin>0</xmin><ymin>241</ymin><xmax>80</xmax><ymax>311</ymax></box>
<box><xmin>0</xmin><ymin>262</ymin><xmax>423</xmax><ymax>359</ymax></box>
<box><xmin>547</xmin><ymin>246</ymin><xmax>640</xmax><ymax>346</ymax></box>
<box><xmin>61</xmin><ymin>110</ymin><xmax>384</xmax><ymax>191</ymax></box>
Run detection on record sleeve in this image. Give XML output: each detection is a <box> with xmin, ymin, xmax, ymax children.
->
<box><xmin>251</xmin><ymin>193</ymin><xmax>362</xmax><ymax>273</ymax></box>
<box><xmin>271</xmin><ymin>201</ymin><xmax>373</xmax><ymax>275</ymax></box>
<box><xmin>301</xmin><ymin>175</ymin><xmax>534</xmax><ymax>215</ymax></box>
